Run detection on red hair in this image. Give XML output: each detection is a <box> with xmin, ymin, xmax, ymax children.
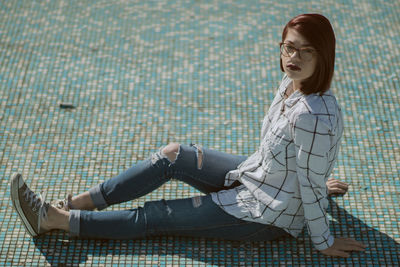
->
<box><xmin>280</xmin><ymin>14</ymin><xmax>336</xmax><ymax>95</ymax></box>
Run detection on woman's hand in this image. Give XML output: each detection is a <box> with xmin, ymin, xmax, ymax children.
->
<box><xmin>327</xmin><ymin>178</ymin><xmax>349</xmax><ymax>196</ymax></box>
<box><xmin>320</xmin><ymin>237</ymin><xmax>367</xmax><ymax>258</ymax></box>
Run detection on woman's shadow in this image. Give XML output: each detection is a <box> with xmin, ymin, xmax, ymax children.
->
<box><xmin>33</xmin><ymin>197</ymin><xmax>399</xmax><ymax>266</ymax></box>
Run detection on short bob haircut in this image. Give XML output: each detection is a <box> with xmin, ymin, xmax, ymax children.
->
<box><xmin>280</xmin><ymin>14</ymin><xmax>336</xmax><ymax>95</ymax></box>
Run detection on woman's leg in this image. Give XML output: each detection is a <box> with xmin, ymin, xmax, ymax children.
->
<box><xmin>74</xmin><ymin>143</ymin><xmax>246</xmax><ymax>211</ymax></box>
<box><xmin>64</xmin><ymin>195</ymin><xmax>289</xmax><ymax>241</ymax></box>
<box><xmin>10</xmin><ymin>172</ymin><xmax>289</xmax><ymax>241</ymax></box>
<box><xmin>165</xmin><ymin>143</ymin><xmax>247</xmax><ymax>193</ymax></box>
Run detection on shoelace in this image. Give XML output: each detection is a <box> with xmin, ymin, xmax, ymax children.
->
<box><xmin>23</xmin><ymin>188</ymin><xmax>48</xmax><ymax>230</ymax></box>
<box><xmin>52</xmin><ymin>194</ymin><xmax>73</xmax><ymax>211</ymax></box>
<box><xmin>54</xmin><ymin>198</ymin><xmax>68</xmax><ymax>210</ymax></box>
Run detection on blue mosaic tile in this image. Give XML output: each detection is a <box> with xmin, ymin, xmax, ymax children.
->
<box><xmin>0</xmin><ymin>0</ymin><xmax>399</xmax><ymax>266</ymax></box>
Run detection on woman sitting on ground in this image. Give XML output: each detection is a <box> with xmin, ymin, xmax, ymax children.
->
<box><xmin>11</xmin><ymin>13</ymin><xmax>366</xmax><ymax>258</ymax></box>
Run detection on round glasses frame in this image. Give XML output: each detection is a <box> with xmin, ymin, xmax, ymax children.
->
<box><xmin>280</xmin><ymin>42</ymin><xmax>317</xmax><ymax>62</ymax></box>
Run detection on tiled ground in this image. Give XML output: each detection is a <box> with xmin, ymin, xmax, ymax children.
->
<box><xmin>1</xmin><ymin>0</ymin><xmax>399</xmax><ymax>266</ymax></box>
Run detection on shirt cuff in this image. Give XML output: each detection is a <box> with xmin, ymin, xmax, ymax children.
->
<box><xmin>314</xmin><ymin>235</ymin><xmax>335</xmax><ymax>251</ymax></box>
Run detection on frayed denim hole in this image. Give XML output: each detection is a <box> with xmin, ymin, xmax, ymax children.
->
<box><xmin>162</xmin><ymin>199</ymin><xmax>173</xmax><ymax>216</ymax></box>
<box><xmin>167</xmin><ymin>144</ymin><xmax>181</xmax><ymax>166</ymax></box>
<box><xmin>150</xmin><ymin>147</ymin><xmax>172</xmax><ymax>165</ymax></box>
<box><xmin>192</xmin><ymin>196</ymin><xmax>203</xmax><ymax>208</ymax></box>
<box><xmin>158</xmin><ymin>144</ymin><xmax>181</xmax><ymax>167</ymax></box>
<box><xmin>140</xmin><ymin>206</ymin><xmax>149</xmax><ymax>237</ymax></box>
<box><xmin>191</xmin><ymin>144</ymin><xmax>203</xmax><ymax>170</ymax></box>
<box><xmin>149</xmin><ymin>149</ymin><xmax>173</xmax><ymax>180</ymax></box>
<box><xmin>150</xmin><ymin>149</ymin><xmax>163</xmax><ymax>165</ymax></box>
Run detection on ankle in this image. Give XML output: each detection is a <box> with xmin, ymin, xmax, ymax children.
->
<box><xmin>70</xmin><ymin>193</ymin><xmax>96</xmax><ymax>211</ymax></box>
<box><xmin>44</xmin><ymin>205</ymin><xmax>59</xmax><ymax>230</ymax></box>
<box><xmin>45</xmin><ymin>205</ymin><xmax>69</xmax><ymax>231</ymax></box>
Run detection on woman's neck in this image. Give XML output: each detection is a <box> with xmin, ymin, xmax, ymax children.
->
<box><xmin>285</xmin><ymin>81</ymin><xmax>296</xmax><ymax>99</ymax></box>
<box><xmin>292</xmin><ymin>80</ymin><xmax>301</xmax><ymax>92</ymax></box>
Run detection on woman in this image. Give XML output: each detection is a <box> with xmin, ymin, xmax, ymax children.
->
<box><xmin>11</xmin><ymin>13</ymin><xmax>366</xmax><ymax>258</ymax></box>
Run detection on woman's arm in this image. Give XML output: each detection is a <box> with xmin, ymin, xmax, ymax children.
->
<box><xmin>324</xmin><ymin>178</ymin><xmax>367</xmax><ymax>257</ymax></box>
<box><xmin>293</xmin><ymin>113</ymin><xmax>334</xmax><ymax>250</ymax></box>
<box><xmin>293</xmin><ymin>113</ymin><xmax>366</xmax><ymax>256</ymax></box>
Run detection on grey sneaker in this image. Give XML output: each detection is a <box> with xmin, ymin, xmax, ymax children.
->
<box><xmin>51</xmin><ymin>194</ymin><xmax>73</xmax><ymax>211</ymax></box>
<box><xmin>10</xmin><ymin>173</ymin><xmax>50</xmax><ymax>237</ymax></box>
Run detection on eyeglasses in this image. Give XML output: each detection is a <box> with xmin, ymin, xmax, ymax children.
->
<box><xmin>280</xmin><ymin>42</ymin><xmax>317</xmax><ymax>61</ymax></box>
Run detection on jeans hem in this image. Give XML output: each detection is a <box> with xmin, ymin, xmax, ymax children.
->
<box><xmin>89</xmin><ymin>184</ymin><xmax>108</xmax><ymax>210</ymax></box>
<box><xmin>69</xmin><ymin>210</ymin><xmax>81</xmax><ymax>237</ymax></box>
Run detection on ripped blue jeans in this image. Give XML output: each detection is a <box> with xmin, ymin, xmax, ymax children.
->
<box><xmin>69</xmin><ymin>144</ymin><xmax>289</xmax><ymax>241</ymax></box>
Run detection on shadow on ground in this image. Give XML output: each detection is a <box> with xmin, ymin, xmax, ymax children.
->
<box><xmin>33</xmin><ymin>198</ymin><xmax>399</xmax><ymax>266</ymax></box>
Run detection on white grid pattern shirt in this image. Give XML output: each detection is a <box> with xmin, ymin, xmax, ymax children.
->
<box><xmin>211</xmin><ymin>75</ymin><xmax>344</xmax><ymax>250</ymax></box>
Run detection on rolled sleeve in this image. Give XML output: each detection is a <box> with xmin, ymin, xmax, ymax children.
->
<box><xmin>293</xmin><ymin>113</ymin><xmax>334</xmax><ymax>250</ymax></box>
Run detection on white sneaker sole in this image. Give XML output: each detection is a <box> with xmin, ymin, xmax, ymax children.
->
<box><xmin>10</xmin><ymin>173</ymin><xmax>38</xmax><ymax>237</ymax></box>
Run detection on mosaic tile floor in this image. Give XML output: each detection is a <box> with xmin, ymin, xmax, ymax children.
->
<box><xmin>1</xmin><ymin>0</ymin><xmax>399</xmax><ymax>266</ymax></box>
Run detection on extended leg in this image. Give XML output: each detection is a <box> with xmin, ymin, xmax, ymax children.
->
<box><xmin>11</xmin><ymin>176</ymin><xmax>289</xmax><ymax>241</ymax></box>
<box><xmin>65</xmin><ymin>195</ymin><xmax>289</xmax><ymax>241</ymax></box>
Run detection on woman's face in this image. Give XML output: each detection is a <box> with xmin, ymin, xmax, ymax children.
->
<box><xmin>281</xmin><ymin>28</ymin><xmax>317</xmax><ymax>83</ymax></box>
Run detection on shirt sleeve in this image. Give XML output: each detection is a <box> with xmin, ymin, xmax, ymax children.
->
<box><xmin>292</xmin><ymin>113</ymin><xmax>335</xmax><ymax>251</ymax></box>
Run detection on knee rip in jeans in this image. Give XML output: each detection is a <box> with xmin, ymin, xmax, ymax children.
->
<box><xmin>151</xmin><ymin>143</ymin><xmax>203</xmax><ymax>170</ymax></box>
<box><xmin>151</xmin><ymin>143</ymin><xmax>181</xmax><ymax>166</ymax></box>
<box><xmin>191</xmin><ymin>143</ymin><xmax>203</xmax><ymax>170</ymax></box>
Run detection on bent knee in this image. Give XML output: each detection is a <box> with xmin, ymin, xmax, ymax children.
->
<box><xmin>162</xmin><ymin>143</ymin><xmax>180</xmax><ymax>163</ymax></box>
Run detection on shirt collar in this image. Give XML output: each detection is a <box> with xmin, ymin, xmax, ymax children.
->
<box><xmin>279</xmin><ymin>76</ymin><xmax>334</xmax><ymax>109</ymax></box>
<box><xmin>284</xmin><ymin>89</ymin><xmax>303</xmax><ymax>108</ymax></box>
<box><xmin>278</xmin><ymin>75</ymin><xmax>291</xmax><ymax>98</ymax></box>
<box><xmin>279</xmin><ymin>77</ymin><xmax>304</xmax><ymax>108</ymax></box>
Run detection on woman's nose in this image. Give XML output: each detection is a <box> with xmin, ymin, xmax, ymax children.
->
<box><xmin>290</xmin><ymin>51</ymin><xmax>301</xmax><ymax>60</ymax></box>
